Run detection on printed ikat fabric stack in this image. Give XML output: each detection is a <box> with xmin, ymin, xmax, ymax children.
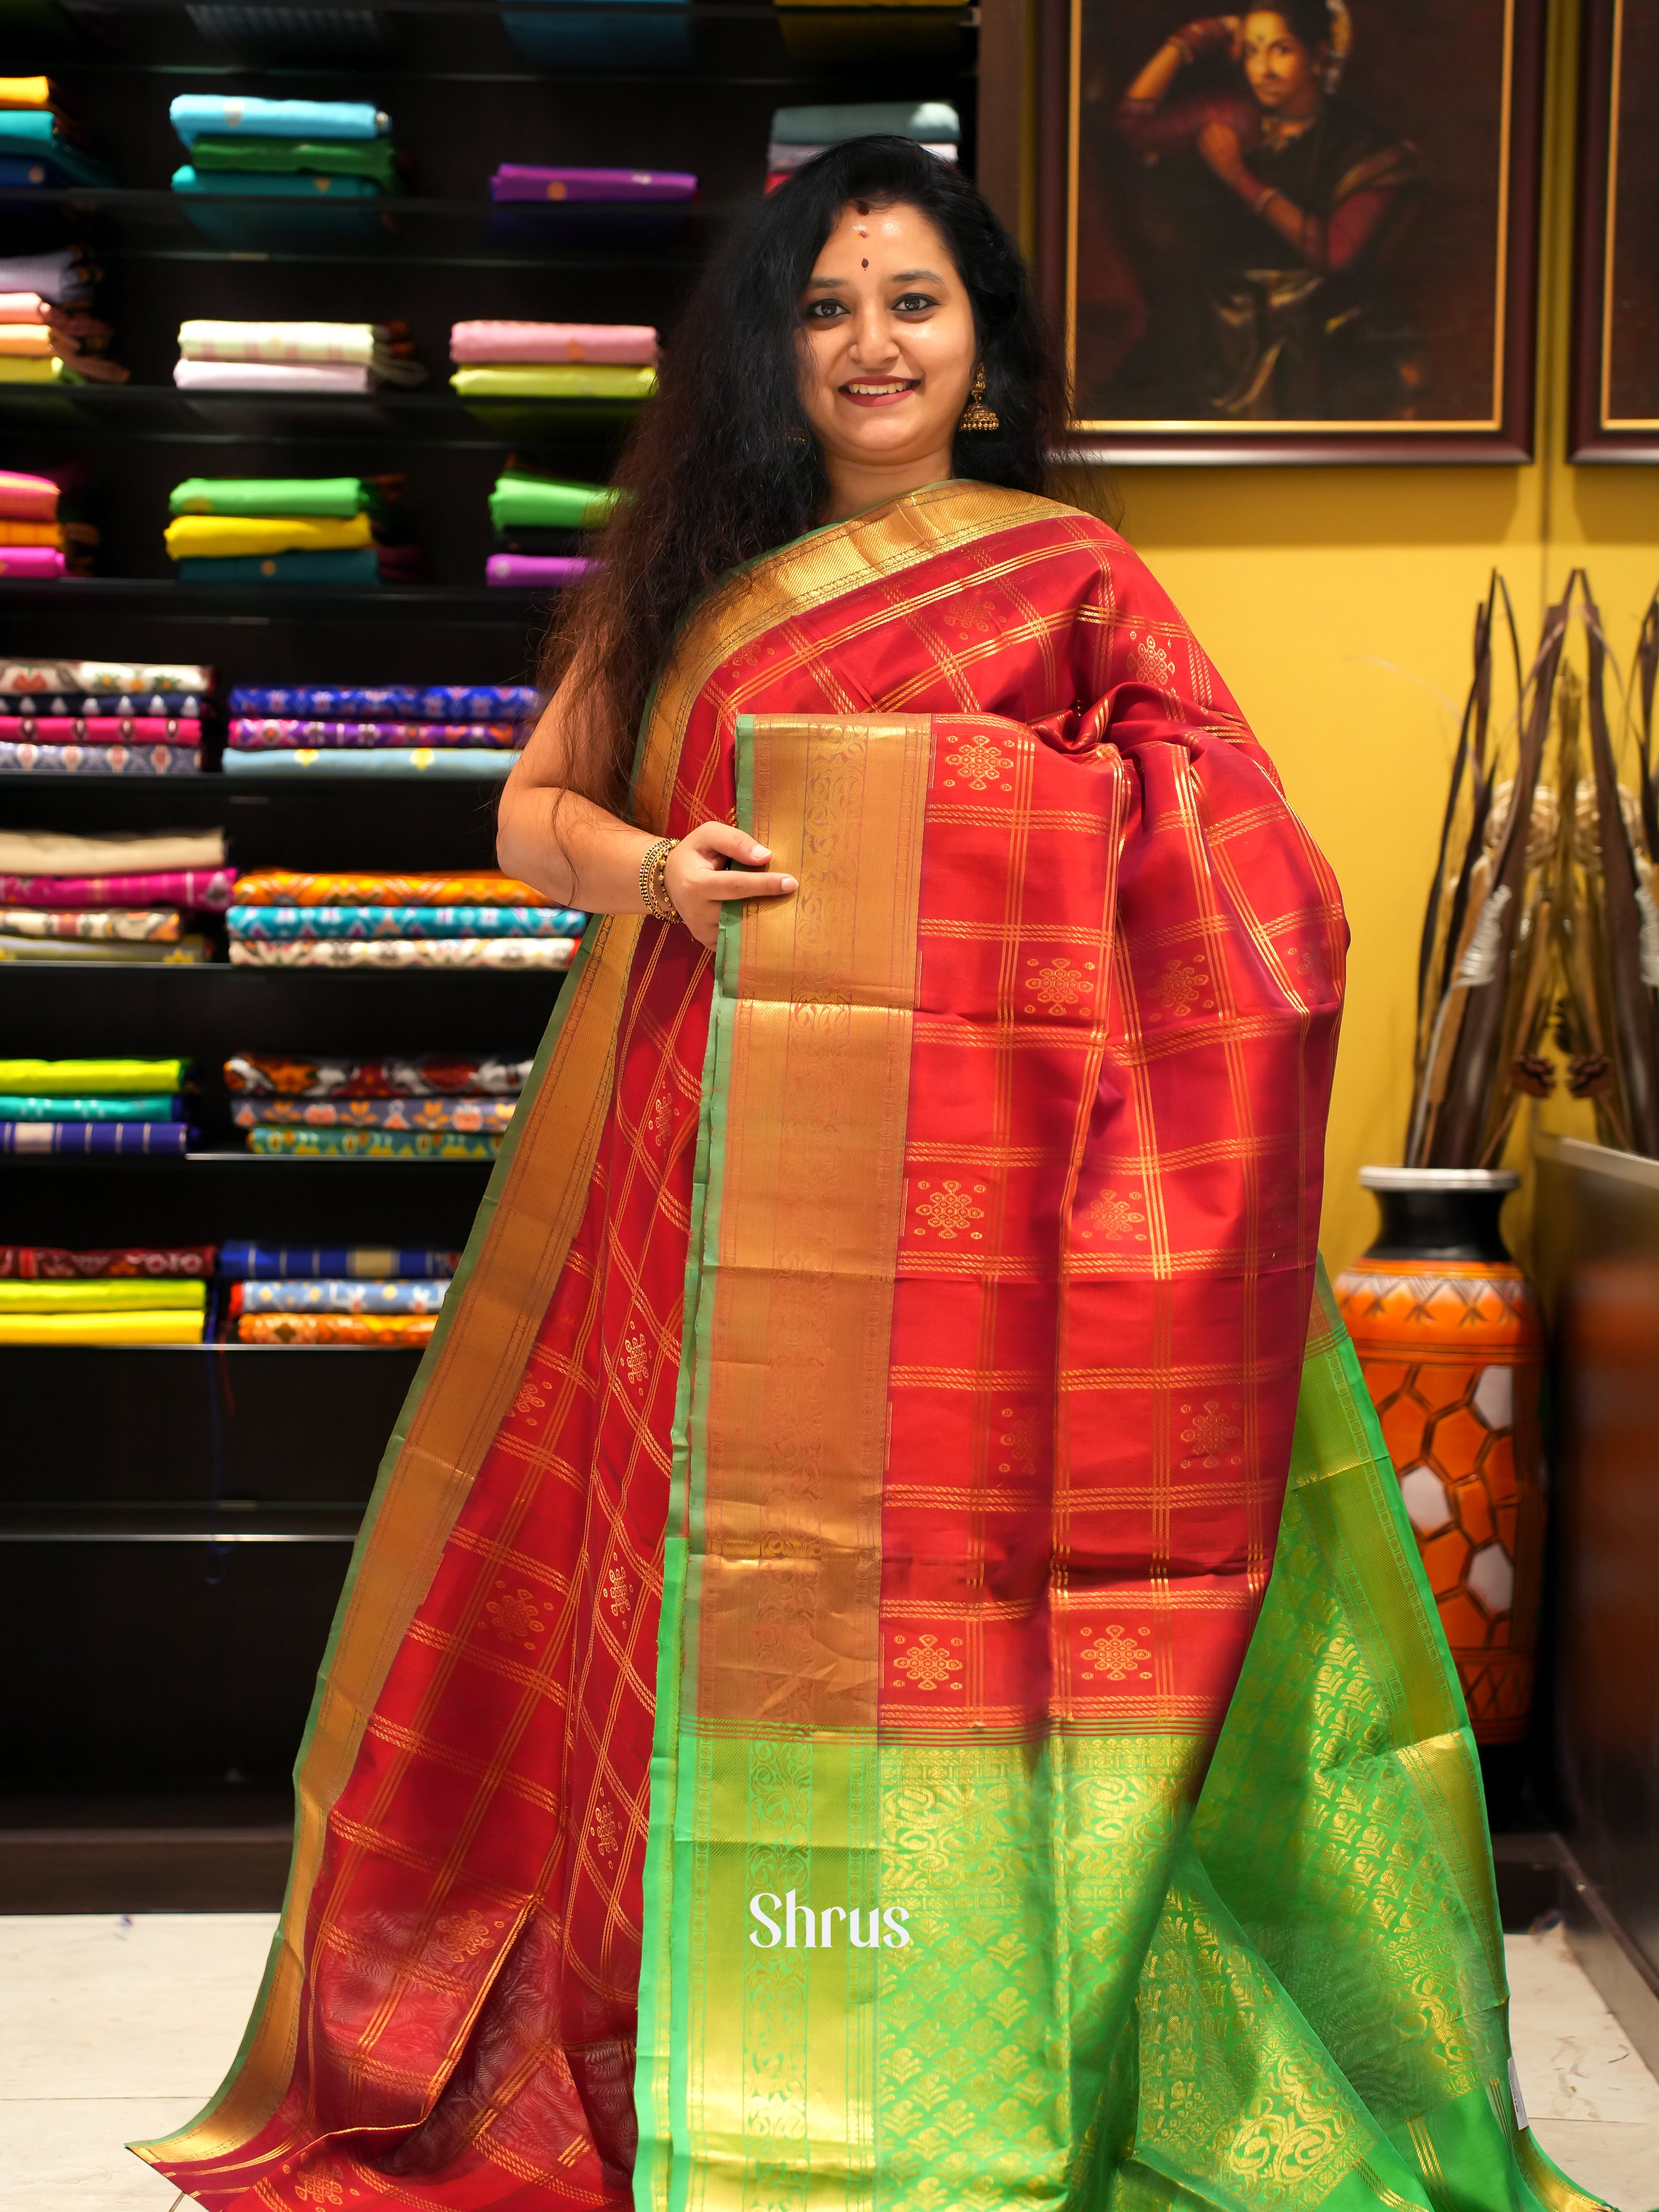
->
<box><xmin>224</xmin><ymin>1048</ymin><xmax>534</xmax><ymax>1161</ymax></box>
<box><xmin>223</xmin><ymin>681</ymin><xmax>534</xmax><ymax>775</ymax></box>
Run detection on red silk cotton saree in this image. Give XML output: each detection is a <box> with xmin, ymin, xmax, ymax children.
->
<box><xmin>139</xmin><ymin>482</ymin><xmax>1609</xmax><ymax>2212</ymax></box>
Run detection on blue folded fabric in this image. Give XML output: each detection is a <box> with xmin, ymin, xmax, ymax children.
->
<box><xmin>171</xmin><ymin>166</ymin><xmax>380</xmax><ymax>199</ymax></box>
<box><xmin>177</xmin><ymin>550</ymin><xmax>380</xmax><ymax>586</ymax></box>
<box><xmin>223</xmin><ymin>747</ymin><xmax>514</xmax><ymax>778</ymax></box>
<box><xmin>220</xmin><ymin>1243</ymin><xmax>461</xmax><ymax>1279</ymax></box>
<box><xmin>500</xmin><ymin>0</ymin><xmax>691</xmax><ymax>69</ymax></box>
<box><xmin>0</xmin><ymin>1121</ymin><xmax>190</xmax><ymax>1155</ymax></box>
<box><xmin>240</xmin><ymin>1278</ymin><xmax>449</xmax><ymax>1314</ymax></box>
<box><xmin>170</xmin><ymin>95</ymin><xmax>388</xmax><ymax>144</ymax></box>
<box><xmin>229</xmin><ymin>683</ymin><xmax>537</xmax><ymax>721</ymax></box>
<box><xmin>227</xmin><ymin>905</ymin><xmax>586</xmax><ymax>939</ymax></box>
<box><xmin>0</xmin><ymin>140</ymin><xmax>117</xmax><ymax>187</ymax></box>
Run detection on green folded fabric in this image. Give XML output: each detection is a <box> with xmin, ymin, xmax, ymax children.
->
<box><xmin>0</xmin><ymin>935</ymin><xmax>210</xmax><ymax>964</ymax></box>
<box><xmin>488</xmin><ymin>475</ymin><xmax>619</xmax><ymax>531</ymax></box>
<box><xmin>0</xmin><ymin>1094</ymin><xmax>179</xmax><ymax>1119</ymax></box>
<box><xmin>188</xmin><ymin>134</ymin><xmax>400</xmax><ymax>188</ymax></box>
<box><xmin>450</xmin><ymin>365</ymin><xmax>656</xmax><ymax>402</ymax></box>
<box><xmin>169</xmin><ymin>476</ymin><xmax>375</xmax><ymax>518</ymax></box>
<box><xmin>172</xmin><ymin>165</ymin><xmax>382</xmax><ymax>200</ymax></box>
<box><xmin>0</xmin><ymin>1058</ymin><xmax>186</xmax><ymax>1094</ymax></box>
<box><xmin>0</xmin><ymin>1278</ymin><xmax>206</xmax><ymax>1312</ymax></box>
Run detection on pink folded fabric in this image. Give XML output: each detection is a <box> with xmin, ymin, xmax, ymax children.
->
<box><xmin>485</xmin><ymin>554</ymin><xmax>597</xmax><ymax>589</ymax></box>
<box><xmin>0</xmin><ymin>866</ymin><xmax>236</xmax><ymax>910</ymax></box>
<box><xmin>0</xmin><ymin>470</ymin><xmax>57</xmax><ymax>522</ymax></box>
<box><xmin>0</xmin><ymin>292</ymin><xmax>48</xmax><ymax>323</ymax></box>
<box><xmin>489</xmin><ymin>166</ymin><xmax>696</xmax><ymax>203</ymax></box>
<box><xmin>449</xmin><ymin>320</ymin><xmax>658</xmax><ymax>365</ymax></box>
<box><xmin>0</xmin><ymin>716</ymin><xmax>200</xmax><ymax>744</ymax></box>
<box><xmin>173</xmin><ymin>359</ymin><xmax>374</xmax><ymax>394</ymax></box>
<box><xmin>0</xmin><ymin>547</ymin><xmax>65</xmax><ymax>578</ymax></box>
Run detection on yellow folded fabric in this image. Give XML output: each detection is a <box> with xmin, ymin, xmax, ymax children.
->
<box><xmin>0</xmin><ymin>357</ymin><xmax>69</xmax><ymax>385</ymax></box>
<box><xmin>449</xmin><ymin>365</ymin><xmax>657</xmax><ymax>401</ymax></box>
<box><xmin>0</xmin><ymin>1058</ymin><xmax>185</xmax><ymax>1094</ymax></box>
<box><xmin>0</xmin><ymin>326</ymin><xmax>53</xmax><ymax>358</ymax></box>
<box><xmin>0</xmin><ymin>1311</ymin><xmax>205</xmax><ymax>1344</ymax></box>
<box><xmin>0</xmin><ymin>77</ymin><xmax>53</xmax><ymax>108</ymax></box>
<box><xmin>163</xmin><ymin>512</ymin><xmax>374</xmax><ymax>560</ymax></box>
<box><xmin>0</xmin><ymin>1280</ymin><xmax>206</xmax><ymax>1313</ymax></box>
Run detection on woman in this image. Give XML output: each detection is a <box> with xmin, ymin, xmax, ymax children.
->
<box><xmin>139</xmin><ymin>141</ymin><xmax>1601</xmax><ymax>2212</ymax></box>
<box><xmin>1112</xmin><ymin>4</ymin><xmax>1425</xmax><ymax>419</ymax></box>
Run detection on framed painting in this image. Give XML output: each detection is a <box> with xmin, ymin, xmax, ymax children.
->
<box><xmin>1037</xmin><ymin>0</ymin><xmax>1546</xmax><ymax>461</ymax></box>
<box><xmin>1572</xmin><ymin>0</ymin><xmax>1659</xmax><ymax>460</ymax></box>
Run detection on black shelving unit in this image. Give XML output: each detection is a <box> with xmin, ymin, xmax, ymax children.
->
<box><xmin>0</xmin><ymin>0</ymin><xmax>976</xmax><ymax>1869</ymax></box>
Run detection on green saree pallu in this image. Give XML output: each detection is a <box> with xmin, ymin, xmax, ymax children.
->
<box><xmin>136</xmin><ymin>484</ymin><xmax>1616</xmax><ymax>2212</ymax></box>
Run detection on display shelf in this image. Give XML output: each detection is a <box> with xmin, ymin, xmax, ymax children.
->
<box><xmin>0</xmin><ymin>577</ymin><xmax>544</xmax><ymax>616</ymax></box>
<box><xmin>0</xmin><ymin>383</ymin><xmax>646</xmax><ymax>443</ymax></box>
<box><xmin>0</xmin><ymin>771</ymin><xmax>511</xmax><ymax>863</ymax></box>
<box><xmin>0</xmin><ymin>0</ymin><xmax>975</xmax><ymax>1802</ymax></box>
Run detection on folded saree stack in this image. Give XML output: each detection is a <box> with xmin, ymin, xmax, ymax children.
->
<box><xmin>0</xmin><ymin>1244</ymin><xmax>211</xmax><ymax>1342</ymax></box>
<box><xmin>223</xmin><ymin>682</ymin><xmax>531</xmax><ymax>775</ymax></box>
<box><xmin>482</xmin><ymin>456</ymin><xmax>622</xmax><ymax>586</ymax></box>
<box><xmin>765</xmin><ymin>100</ymin><xmax>959</xmax><ymax>189</ymax></box>
<box><xmin>0</xmin><ymin>200</ymin><xmax>128</xmax><ymax>392</ymax></box>
<box><xmin>218</xmin><ymin>1239</ymin><xmax>459</xmax><ymax>1345</ymax></box>
<box><xmin>168</xmin><ymin>95</ymin><xmax>402</xmax><ymax>202</ymax></box>
<box><xmin>165</xmin><ymin>476</ymin><xmax>424</xmax><ymax>588</ymax></box>
<box><xmin>451</xmin><ymin>307</ymin><xmax>659</xmax><ymax>418</ymax></box>
<box><xmin>0</xmin><ymin>75</ymin><xmax>117</xmax><ymax>189</ymax></box>
<box><xmin>0</xmin><ymin>470</ymin><xmax>80</xmax><ymax>583</ymax></box>
<box><xmin>0</xmin><ymin>1057</ymin><xmax>195</xmax><ymax>1155</ymax></box>
<box><xmin>0</xmin><ymin>822</ymin><xmax>225</xmax><ymax>962</ymax></box>
<box><xmin>0</xmin><ymin>660</ymin><xmax>210</xmax><ymax>777</ymax></box>
<box><xmin>227</xmin><ymin>868</ymin><xmax>582</xmax><ymax>968</ymax></box>
<box><xmin>224</xmin><ymin>1047</ymin><xmax>532</xmax><ymax>1158</ymax></box>
<box><xmin>174</xmin><ymin>320</ymin><xmax>426</xmax><ymax>396</ymax></box>
<box><xmin>0</xmin><ymin>244</ymin><xmax>125</xmax><ymax>403</ymax></box>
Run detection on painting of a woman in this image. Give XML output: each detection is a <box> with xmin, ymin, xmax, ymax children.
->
<box><xmin>1081</xmin><ymin>3</ymin><xmax>1427</xmax><ymax>421</ymax></box>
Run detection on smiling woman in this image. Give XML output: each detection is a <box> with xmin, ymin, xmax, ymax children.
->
<box><xmin>139</xmin><ymin>136</ymin><xmax>1612</xmax><ymax>2212</ymax></box>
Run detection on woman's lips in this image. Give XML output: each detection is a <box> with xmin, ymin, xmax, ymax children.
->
<box><xmin>839</xmin><ymin>379</ymin><xmax>920</xmax><ymax>408</ymax></box>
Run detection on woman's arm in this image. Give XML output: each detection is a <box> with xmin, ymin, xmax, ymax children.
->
<box><xmin>1195</xmin><ymin>121</ymin><xmax>1396</xmax><ymax>272</ymax></box>
<box><xmin>1122</xmin><ymin>14</ymin><xmax>1239</xmax><ymax>104</ymax></box>
<box><xmin>495</xmin><ymin>657</ymin><xmax>797</xmax><ymax>950</ymax></box>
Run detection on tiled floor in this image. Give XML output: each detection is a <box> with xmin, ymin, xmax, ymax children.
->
<box><xmin>2</xmin><ymin>1914</ymin><xmax>1656</xmax><ymax>2209</ymax></box>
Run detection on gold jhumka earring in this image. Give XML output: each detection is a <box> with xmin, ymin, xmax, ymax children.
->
<box><xmin>958</xmin><ymin>363</ymin><xmax>1000</xmax><ymax>431</ymax></box>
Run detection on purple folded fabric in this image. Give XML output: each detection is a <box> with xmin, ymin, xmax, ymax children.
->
<box><xmin>489</xmin><ymin>166</ymin><xmax>697</xmax><ymax>204</ymax></box>
<box><xmin>486</xmin><ymin>554</ymin><xmax>597</xmax><ymax>589</ymax></box>
<box><xmin>229</xmin><ymin>718</ymin><xmax>519</xmax><ymax>751</ymax></box>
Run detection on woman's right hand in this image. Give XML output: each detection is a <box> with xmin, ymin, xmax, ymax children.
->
<box><xmin>663</xmin><ymin>819</ymin><xmax>798</xmax><ymax>950</ymax></box>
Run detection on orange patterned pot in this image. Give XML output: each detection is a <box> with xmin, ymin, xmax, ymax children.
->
<box><xmin>1333</xmin><ymin>1168</ymin><xmax>1546</xmax><ymax>1745</ymax></box>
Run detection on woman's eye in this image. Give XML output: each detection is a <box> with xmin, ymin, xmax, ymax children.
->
<box><xmin>894</xmin><ymin>293</ymin><xmax>937</xmax><ymax>313</ymax></box>
<box><xmin>804</xmin><ymin>298</ymin><xmax>846</xmax><ymax>321</ymax></box>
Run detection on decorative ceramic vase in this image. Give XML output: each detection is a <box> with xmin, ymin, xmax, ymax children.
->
<box><xmin>1333</xmin><ymin>1168</ymin><xmax>1546</xmax><ymax>1747</ymax></box>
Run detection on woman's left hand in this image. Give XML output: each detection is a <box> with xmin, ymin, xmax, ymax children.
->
<box><xmin>1197</xmin><ymin>118</ymin><xmax>1246</xmax><ymax>181</ymax></box>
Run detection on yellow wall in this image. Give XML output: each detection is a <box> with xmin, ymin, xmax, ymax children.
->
<box><xmin>1076</xmin><ymin>0</ymin><xmax>1657</xmax><ymax>1270</ymax></box>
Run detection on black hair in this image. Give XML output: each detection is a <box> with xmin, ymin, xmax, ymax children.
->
<box><xmin>538</xmin><ymin>136</ymin><xmax>1069</xmax><ymax>809</ymax></box>
<box><xmin>1248</xmin><ymin>0</ymin><xmax>1332</xmax><ymax>55</ymax></box>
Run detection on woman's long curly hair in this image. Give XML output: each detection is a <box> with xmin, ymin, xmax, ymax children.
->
<box><xmin>537</xmin><ymin>135</ymin><xmax>1069</xmax><ymax>810</ymax></box>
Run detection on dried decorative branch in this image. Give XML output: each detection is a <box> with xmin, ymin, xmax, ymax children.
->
<box><xmin>1423</xmin><ymin>582</ymin><xmax>1572</xmax><ymax>1165</ymax></box>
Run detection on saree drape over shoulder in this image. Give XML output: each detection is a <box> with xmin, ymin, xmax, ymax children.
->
<box><xmin>139</xmin><ymin>483</ymin><xmax>1608</xmax><ymax>2212</ymax></box>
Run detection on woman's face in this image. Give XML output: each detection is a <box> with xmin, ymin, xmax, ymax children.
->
<box><xmin>1241</xmin><ymin>13</ymin><xmax>1322</xmax><ymax>115</ymax></box>
<box><xmin>797</xmin><ymin>199</ymin><xmax>978</xmax><ymax>472</ymax></box>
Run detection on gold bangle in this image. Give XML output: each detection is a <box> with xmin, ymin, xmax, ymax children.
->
<box><xmin>639</xmin><ymin>836</ymin><xmax>681</xmax><ymax>924</ymax></box>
